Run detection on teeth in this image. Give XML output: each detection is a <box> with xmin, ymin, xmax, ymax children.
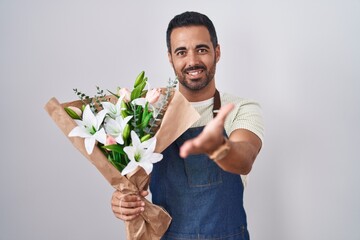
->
<box><xmin>188</xmin><ymin>70</ymin><xmax>202</xmax><ymax>76</ymax></box>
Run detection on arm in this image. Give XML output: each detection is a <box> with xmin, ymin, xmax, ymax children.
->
<box><xmin>179</xmin><ymin>104</ymin><xmax>262</xmax><ymax>175</ymax></box>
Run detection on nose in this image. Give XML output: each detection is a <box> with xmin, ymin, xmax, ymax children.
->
<box><xmin>187</xmin><ymin>51</ymin><xmax>200</xmax><ymax>67</ymax></box>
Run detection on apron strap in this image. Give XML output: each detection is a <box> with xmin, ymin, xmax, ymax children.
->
<box><xmin>213</xmin><ymin>89</ymin><xmax>221</xmax><ymax>118</ymax></box>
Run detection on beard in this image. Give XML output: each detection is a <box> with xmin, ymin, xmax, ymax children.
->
<box><xmin>174</xmin><ymin>60</ymin><xmax>217</xmax><ymax>91</ymax></box>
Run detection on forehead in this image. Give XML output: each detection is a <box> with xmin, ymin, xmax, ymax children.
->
<box><xmin>170</xmin><ymin>26</ymin><xmax>212</xmax><ymax>49</ymax></box>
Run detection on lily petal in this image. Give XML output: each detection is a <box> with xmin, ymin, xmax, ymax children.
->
<box><xmin>149</xmin><ymin>152</ymin><xmax>163</xmax><ymax>164</ymax></box>
<box><xmin>84</xmin><ymin>137</ymin><xmax>96</xmax><ymax>155</ymax></box>
<box><xmin>94</xmin><ymin>128</ymin><xmax>106</xmax><ymax>144</ymax></box>
<box><xmin>82</xmin><ymin>105</ymin><xmax>97</xmax><ymax>125</ymax></box>
<box><xmin>130</xmin><ymin>131</ymin><xmax>141</xmax><ymax>147</ymax></box>
<box><xmin>139</xmin><ymin>161</ymin><xmax>153</xmax><ymax>175</ymax></box>
<box><xmin>68</xmin><ymin>126</ymin><xmax>91</xmax><ymax>138</ymax></box>
<box><xmin>95</xmin><ymin>109</ymin><xmax>107</xmax><ymax>129</ymax></box>
<box><xmin>121</xmin><ymin>161</ymin><xmax>138</xmax><ymax>176</ymax></box>
<box><xmin>132</xmin><ymin>98</ymin><xmax>147</xmax><ymax>108</ymax></box>
<box><xmin>115</xmin><ymin>135</ymin><xmax>124</xmax><ymax>145</ymax></box>
<box><xmin>142</xmin><ymin>137</ymin><xmax>156</xmax><ymax>150</ymax></box>
<box><xmin>123</xmin><ymin>146</ymin><xmax>137</xmax><ymax>162</ymax></box>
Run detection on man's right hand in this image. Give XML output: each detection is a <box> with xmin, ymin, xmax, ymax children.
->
<box><xmin>111</xmin><ymin>190</ymin><xmax>148</xmax><ymax>221</ymax></box>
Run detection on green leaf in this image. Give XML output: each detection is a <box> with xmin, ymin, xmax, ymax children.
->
<box><xmin>139</xmin><ymin>112</ymin><xmax>153</xmax><ymax>129</ymax></box>
<box><xmin>102</xmin><ymin>144</ymin><xmax>125</xmax><ymax>154</ymax></box>
<box><xmin>141</xmin><ymin>102</ymin><xmax>149</xmax><ymax>122</ymax></box>
<box><xmin>107</xmin><ymin>155</ymin><xmax>122</xmax><ymax>172</ymax></box>
<box><xmin>107</xmin><ymin>89</ymin><xmax>120</xmax><ymax>98</ymax></box>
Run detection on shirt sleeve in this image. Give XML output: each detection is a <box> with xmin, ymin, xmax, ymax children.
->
<box><xmin>227</xmin><ymin>99</ymin><xmax>264</xmax><ymax>144</ymax></box>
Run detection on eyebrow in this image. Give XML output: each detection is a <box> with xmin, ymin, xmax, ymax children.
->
<box><xmin>173</xmin><ymin>44</ymin><xmax>211</xmax><ymax>54</ymax></box>
<box><xmin>196</xmin><ymin>44</ymin><xmax>210</xmax><ymax>49</ymax></box>
<box><xmin>174</xmin><ymin>47</ymin><xmax>187</xmax><ymax>54</ymax></box>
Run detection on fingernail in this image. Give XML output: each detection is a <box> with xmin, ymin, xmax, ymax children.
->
<box><xmin>140</xmin><ymin>207</ymin><xmax>144</xmax><ymax>212</ymax></box>
<box><xmin>141</xmin><ymin>202</ymin><xmax>145</xmax><ymax>206</ymax></box>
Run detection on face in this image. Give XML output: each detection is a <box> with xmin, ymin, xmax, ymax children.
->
<box><xmin>168</xmin><ymin>26</ymin><xmax>220</xmax><ymax>91</ymax></box>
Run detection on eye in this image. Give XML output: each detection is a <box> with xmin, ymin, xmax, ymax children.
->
<box><xmin>198</xmin><ymin>48</ymin><xmax>208</xmax><ymax>54</ymax></box>
<box><xmin>176</xmin><ymin>50</ymin><xmax>186</xmax><ymax>56</ymax></box>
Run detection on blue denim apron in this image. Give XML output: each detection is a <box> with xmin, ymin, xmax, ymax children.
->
<box><xmin>150</xmin><ymin>90</ymin><xmax>250</xmax><ymax>240</ymax></box>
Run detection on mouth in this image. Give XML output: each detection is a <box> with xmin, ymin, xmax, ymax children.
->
<box><xmin>184</xmin><ymin>66</ymin><xmax>205</xmax><ymax>78</ymax></box>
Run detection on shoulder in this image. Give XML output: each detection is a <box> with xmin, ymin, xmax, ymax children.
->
<box><xmin>220</xmin><ymin>92</ymin><xmax>261</xmax><ymax>108</ymax></box>
<box><xmin>220</xmin><ymin>92</ymin><xmax>264</xmax><ymax>143</ymax></box>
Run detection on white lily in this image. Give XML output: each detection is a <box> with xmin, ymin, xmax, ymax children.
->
<box><xmin>131</xmin><ymin>97</ymin><xmax>158</xmax><ymax>114</ymax></box>
<box><xmin>104</xmin><ymin>115</ymin><xmax>132</xmax><ymax>145</ymax></box>
<box><xmin>131</xmin><ymin>97</ymin><xmax>148</xmax><ymax>108</ymax></box>
<box><xmin>122</xmin><ymin>131</ymin><xmax>163</xmax><ymax>175</ymax></box>
<box><xmin>101</xmin><ymin>97</ymin><xmax>124</xmax><ymax>119</ymax></box>
<box><xmin>68</xmin><ymin>105</ymin><xmax>107</xmax><ymax>155</ymax></box>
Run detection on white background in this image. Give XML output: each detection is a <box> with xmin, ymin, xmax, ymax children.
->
<box><xmin>1</xmin><ymin>0</ymin><xmax>359</xmax><ymax>239</ymax></box>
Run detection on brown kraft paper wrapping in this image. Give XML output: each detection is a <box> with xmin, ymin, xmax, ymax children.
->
<box><xmin>44</xmin><ymin>91</ymin><xmax>200</xmax><ymax>240</ymax></box>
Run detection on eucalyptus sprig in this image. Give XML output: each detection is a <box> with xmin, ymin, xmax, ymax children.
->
<box><xmin>73</xmin><ymin>86</ymin><xmax>108</xmax><ymax>113</ymax></box>
<box><xmin>149</xmin><ymin>77</ymin><xmax>178</xmax><ymax>134</ymax></box>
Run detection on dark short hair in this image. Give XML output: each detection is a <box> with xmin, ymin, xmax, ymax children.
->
<box><xmin>166</xmin><ymin>11</ymin><xmax>218</xmax><ymax>52</ymax></box>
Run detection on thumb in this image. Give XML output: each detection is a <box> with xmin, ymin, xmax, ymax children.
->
<box><xmin>215</xmin><ymin>103</ymin><xmax>235</xmax><ymax>123</ymax></box>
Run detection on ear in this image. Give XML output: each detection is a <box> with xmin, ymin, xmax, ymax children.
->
<box><xmin>168</xmin><ymin>51</ymin><xmax>173</xmax><ymax>65</ymax></box>
<box><xmin>215</xmin><ymin>44</ymin><xmax>221</xmax><ymax>63</ymax></box>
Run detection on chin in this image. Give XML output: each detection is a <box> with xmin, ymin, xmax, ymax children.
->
<box><xmin>182</xmin><ymin>80</ymin><xmax>210</xmax><ymax>91</ymax></box>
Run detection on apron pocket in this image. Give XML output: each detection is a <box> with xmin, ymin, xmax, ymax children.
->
<box><xmin>184</xmin><ymin>154</ymin><xmax>222</xmax><ymax>187</ymax></box>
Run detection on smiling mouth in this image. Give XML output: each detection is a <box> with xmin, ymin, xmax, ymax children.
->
<box><xmin>187</xmin><ymin>69</ymin><xmax>204</xmax><ymax>76</ymax></box>
<box><xmin>184</xmin><ymin>66</ymin><xmax>205</xmax><ymax>77</ymax></box>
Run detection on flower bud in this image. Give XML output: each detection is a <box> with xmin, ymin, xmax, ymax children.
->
<box><xmin>146</xmin><ymin>88</ymin><xmax>162</xmax><ymax>104</ymax></box>
<box><xmin>64</xmin><ymin>106</ymin><xmax>82</xmax><ymax>119</ymax></box>
<box><xmin>68</xmin><ymin>106</ymin><xmax>82</xmax><ymax>117</ymax></box>
<box><xmin>105</xmin><ymin>135</ymin><xmax>117</xmax><ymax>146</ymax></box>
<box><xmin>140</xmin><ymin>134</ymin><xmax>151</xmax><ymax>142</ymax></box>
<box><xmin>118</xmin><ymin>88</ymin><xmax>131</xmax><ymax>103</ymax></box>
<box><xmin>122</xmin><ymin>124</ymin><xmax>130</xmax><ymax>141</ymax></box>
<box><xmin>121</xmin><ymin>100</ymin><xmax>128</xmax><ymax>118</ymax></box>
<box><xmin>134</xmin><ymin>71</ymin><xmax>145</xmax><ymax>88</ymax></box>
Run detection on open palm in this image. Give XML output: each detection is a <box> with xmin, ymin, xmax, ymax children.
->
<box><xmin>180</xmin><ymin>103</ymin><xmax>234</xmax><ymax>158</ymax></box>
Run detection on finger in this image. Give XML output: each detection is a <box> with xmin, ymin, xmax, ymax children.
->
<box><xmin>121</xmin><ymin>199</ymin><xmax>145</xmax><ymax>208</ymax></box>
<box><xmin>112</xmin><ymin>201</ymin><xmax>144</xmax><ymax>220</ymax></box>
<box><xmin>113</xmin><ymin>206</ymin><xmax>143</xmax><ymax>221</ymax></box>
<box><xmin>112</xmin><ymin>200</ymin><xmax>144</xmax><ymax>215</ymax></box>
<box><xmin>115</xmin><ymin>212</ymin><xmax>141</xmax><ymax>221</ymax></box>
<box><xmin>112</xmin><ymin>202</ymin><xmax>144</xmax><ymax>215</ymax></box>
<box><xmin>120</xmin><ymin>206</ymin><xmax>144</xmax><ymax>216</ymax></box>
<box><xmin>179</xmin><ymin>140</ymin><xmax>194</xmax><ymax>158</ymax></box>
<box><xmin>111</xmin><ymin>196</ymin><xmax>144</xmax><ymax>209</ymax></box>
<box><xmin>139</xmin><ymin>190</ymin><xmax>149</xmax><ymax>197</ymax></box>
<box><xmin>113</xmin><ymin>192</ymin><xmax>140</xmax><ymax>201</ymax></box>
<box><xmin>114</xmin><ymin>192</ymin><xmax>141</xmax><ymax>203</ymax></box>
<box><xmin>215</xmin><ymin>103</ymin><xmax>234</xmax><ymax>123</ymax></box>
<box><xmin>112</xmin><ymin>190</ymin><xmax>122</xmax><ymax>200</ymax></box>
<box><xmin>179</xmin><ymin>104</ymin><xmax>234</xmax><ymax>158</ymax></box>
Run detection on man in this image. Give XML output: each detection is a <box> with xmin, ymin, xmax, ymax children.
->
<box><xmin>111</xmin><ymin>11</ymin><xmax>264</xmax><ymax>239</ymax></box>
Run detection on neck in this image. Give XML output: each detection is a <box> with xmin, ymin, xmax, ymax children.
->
<box><xmin>179</xmin><ymin>81</ymin><xmax>216</xmax><ymax>102</ymax></box>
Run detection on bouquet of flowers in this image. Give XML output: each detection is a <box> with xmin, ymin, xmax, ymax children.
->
<box><xmin>44</xmin><ymin>71</ymin><xmax>200</xmax><ymax>240</ymax></box>
<box><xmin>65</xmin><ymin>71</ymin><xmax>173</xmax><ymax>176</ymax></box>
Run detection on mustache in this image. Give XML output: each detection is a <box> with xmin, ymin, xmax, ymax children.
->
<box><xmin>183</xmin><ymin>65</ymin><xmax>206</xmax><ymax>72</ymax></box>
